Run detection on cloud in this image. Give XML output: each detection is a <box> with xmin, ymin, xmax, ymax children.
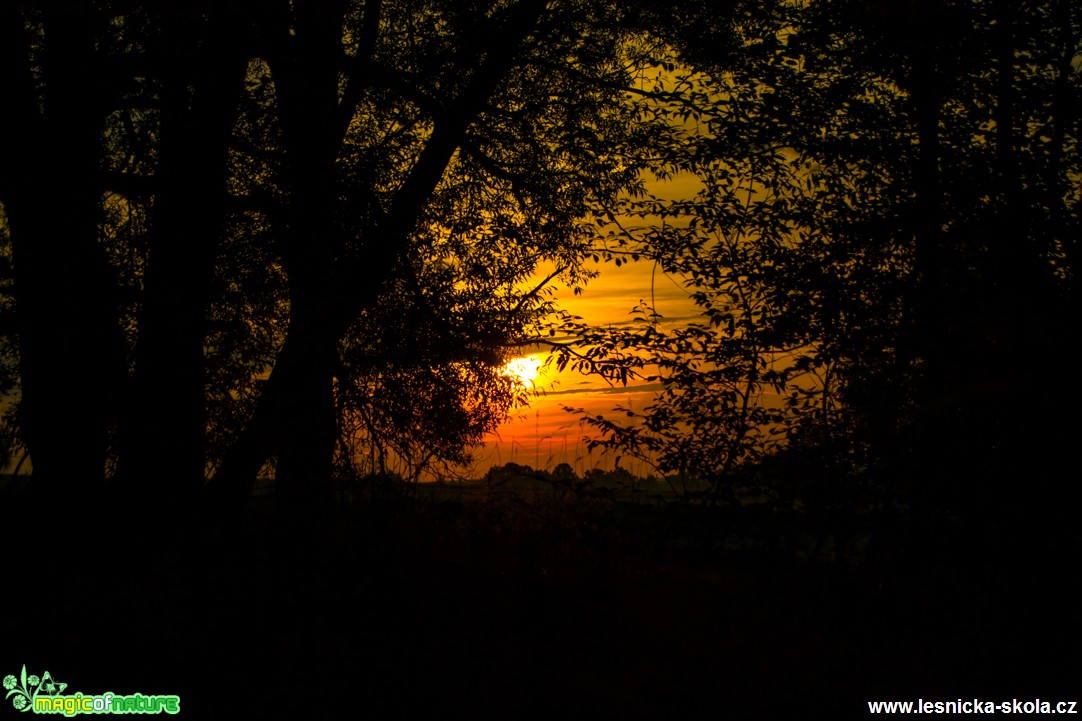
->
<box><xmin>541</xmin><ymin>382</ymin><xmax>665</xmax><ymax>397</ymax></box>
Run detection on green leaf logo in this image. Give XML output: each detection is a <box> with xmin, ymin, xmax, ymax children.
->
<box><xmin>5</xmin><ymin>665</ymin><xmax>65</xmax><ymax>713</ymax></box>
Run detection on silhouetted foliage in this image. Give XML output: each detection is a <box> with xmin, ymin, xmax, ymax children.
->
<box><xmin>555</xmin><ymin>0</ymin><xmax>1082</xmax><ymax>519</ymax></box>
<box><xmin>0</xmin><ymin>0</ymin><xmax>708</xmax><ymax>518</ymax></box>
<box><xmin>3</xmin><ymin>4</ymin><xmax>1079</xmax><ymax>715</ymax></box>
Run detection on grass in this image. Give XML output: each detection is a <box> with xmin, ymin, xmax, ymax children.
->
<box><xmin>4</xmin><ymin>474</ymin><xmax>1079</xmax><ymax>718</ymax></box>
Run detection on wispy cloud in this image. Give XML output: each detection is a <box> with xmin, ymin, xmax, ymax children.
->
<box><xmin>540</xmin><ymin>382</ymin><xmax>664</xmax><ymax>397</ymax></box>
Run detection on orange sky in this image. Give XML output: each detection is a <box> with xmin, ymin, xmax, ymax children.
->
<box><xmin>477</xmin><ymin>253</ymin><xmax>699</xmax><ymax>477</ymax></box>
<box><xmin>476</xmin><ymin>173</ymin><xmax>708</xmax><ymax>477</ymax></box>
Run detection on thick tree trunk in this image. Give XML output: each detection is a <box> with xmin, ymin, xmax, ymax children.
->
<box><xmin>265</xmin><ymin>0</ymin><xmax>350</xmax><ymax>518</ymax></box>
<box><xmin>271</xmin><ymin>310</ymin><xmax>340</xmax><ymax>518</ymax></box>
<box><xmin>116</xmin><ymin>11</ymin><xmax>249</xmax><ymax>502</ymax></box>
<box><xmin>0</xmin><ymin>3</ymin><xmax>126</xmax><ymax>496</ymax></box>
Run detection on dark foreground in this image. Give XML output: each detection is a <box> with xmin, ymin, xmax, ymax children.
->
<box><xmin>4</xmin><ymin>489</ymin><xmax>1079</xmax><ymax>719</ymax></box>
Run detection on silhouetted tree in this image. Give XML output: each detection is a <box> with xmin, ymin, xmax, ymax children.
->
<box><xmin>0</xmin><ymin>0</ymin><xmax>690</xmax><ymax>521</ymax></box>
<box><xmin>201</xmin><ymin>0</ymin><xmax>653</xmax><ymax>516</ymax></box>
<box><xmin>0</xmin><ymin>1</ymin><xmax>130</xmax><ymax>493</ymax></box>
<box><xmin>557</xmin><ymin>0</ymin><xmax>1081</xmax><ymax>517</ymax></box>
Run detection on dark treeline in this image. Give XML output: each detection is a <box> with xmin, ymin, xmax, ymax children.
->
<box><xmin>553</xmin><ymin>0</ymin><xmax>1082</xmax><ymax>530</ymax></box>
<box><xmin>0</xmin><ymin>0</ymin><xmax>666</xmax><ymax>519</ymax></box>
<box><xmin>2</xmin><ymin>1</ymin><xmax>1077</xmax><ymax>526</ymax></box>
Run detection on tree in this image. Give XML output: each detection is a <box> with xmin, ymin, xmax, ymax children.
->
<box><xmin>0</xmin><ymin>1</ymin><xmax>130</xmax><ymax>493</ymax></box>
<box><xmin>556</xmin><ymin>0</ymin><xmax>1082</xmax><ymax>516</ymax></box>
<box><xmin>200</xmin><ymin>0</ymin><xmax>651</xmax><ymax>515</ymax></box>
<box><xmin>0</xmin><ymin>0</ymin><xmax>673</xmax><ymax>520</ymax></box>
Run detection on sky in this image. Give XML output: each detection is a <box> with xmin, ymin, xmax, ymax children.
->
<box><xmin>477</xmin><ymin>249</ymin><xmax>699</xmax><ymax>478</ymax></box>
<box><xmin>475</xmin><ymin>172</ymin><xmax>709</xmax><ymax>477</ymax></box>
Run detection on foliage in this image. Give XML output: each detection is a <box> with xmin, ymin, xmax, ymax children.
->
<box><xmin>0</xmin><ymin>0</ymin><xmax>682</xmax><ymax>500</ymax></box>
<box><xmin>555</xmin><ymin>0</ymin><xmax>1082</xmax><ymax>510</ymax></box>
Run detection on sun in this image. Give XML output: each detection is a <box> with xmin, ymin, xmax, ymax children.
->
<box><xmin>502</xmin><ymin>355</ymin><xmax>543</xmax><ymax>387</ymax></box>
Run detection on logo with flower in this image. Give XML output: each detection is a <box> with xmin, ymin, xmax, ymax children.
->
<box><xmin>3</xmin><ymin>666</ymin><xmax>66</xmax><ymax>713</ymax></box>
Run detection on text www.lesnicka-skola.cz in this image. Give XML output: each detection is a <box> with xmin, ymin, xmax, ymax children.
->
<box><xmin>868</xmin><ymin>699</ymin><xmax>1078</xmax><ymax>715</ymax></box>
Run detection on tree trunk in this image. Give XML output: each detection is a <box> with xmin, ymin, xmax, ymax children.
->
<box><xmin>116</xmin><ymin>10</ymin><xmax>249</xmax><ymax>503</ymax></box>
<box><xmin>0</xmin><ymin>3</ymin><xmax>126</xmax><ymax>496</ymax></box>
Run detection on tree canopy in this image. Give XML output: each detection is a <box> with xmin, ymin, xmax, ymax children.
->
<box><xmin>0</xmin><ymin>0</ymin><xmax>681</xmax><ymax>517</ymax></box>
<box><xmin>3</xmin><ymin>0</ymin><xmax>1078</xmax><ymax>527</ymax></box>
<box><xmin>555</xmin><ymin>0</ymin><xmax>1081</xmax><ymax>517</ymax></box>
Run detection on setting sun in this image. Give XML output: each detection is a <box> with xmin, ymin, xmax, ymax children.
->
<box><xmin>502</xmin><ymin>355</ymin><xmax>543</xmax><ymax>387</ymax></box>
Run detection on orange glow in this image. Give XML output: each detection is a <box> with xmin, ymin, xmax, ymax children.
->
<box><xmin>502</xmin><ymin>354</ymin><xmax>543</xmax><ymax>388</ymax></box>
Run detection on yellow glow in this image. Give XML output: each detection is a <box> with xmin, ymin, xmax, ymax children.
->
<box><xmin>502</xmin><ymin>355</ymin><xmax>543</xmax><ymax>387</ymax></box>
